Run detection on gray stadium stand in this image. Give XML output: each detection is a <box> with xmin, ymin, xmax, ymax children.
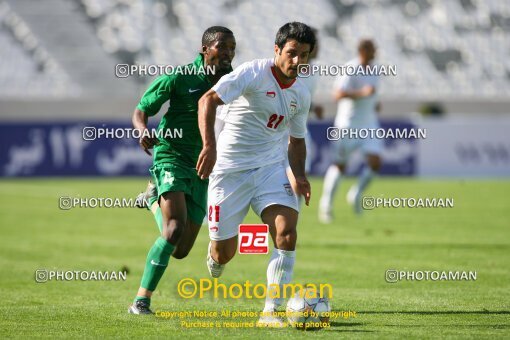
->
<box><xmin>1</xmin><ymin>0</ymin><xmax>509</xmax><ymax>101</ymax></box>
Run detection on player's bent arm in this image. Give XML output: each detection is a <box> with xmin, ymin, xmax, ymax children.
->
<box><xmin>288</xmin><ymin>136</ymin><xmax>307</xmax><ymax>179</ymax></box>
<box><xmin>334</xmin><ymin>86</ymin><xmax>375</xmax><ymax>101</ymax></box>
<box><xmin>334</xmin><ymin>89</ymin><xmax>362</xmax><ymax>101</ymax></box>
<box><xmin>288</xmin><ymin>136</ymin><xmax>311</xmax><ymax>205</ymax></box>
<box><xmin>132</xmin><ymin>108</ymin><xmax>159</xmax><ymax>155</ymax></box>
<box><xmin>198</xmin><ymin>90</ymin><xmax>225</xmax><ymax>148</ymax></box>
<box><xmin>196</xmin><ymin>90</ymin><xmax>225</xmax><ymax>179</ymax></box>
<box><xmin>132</xmin><ymin>108</ymin><xmax>149</xmax><ymax>131</ymax></box>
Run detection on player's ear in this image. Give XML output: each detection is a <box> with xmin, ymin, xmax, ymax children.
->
<box><xmin>202</xmin><ymin>44</ymin><xmax>209</xmax><ymax>55</ymax></box>
<box><xmin>274</xmin><ymin>44</ymin><xmax>280</xmax><ymax>56</ymax></box>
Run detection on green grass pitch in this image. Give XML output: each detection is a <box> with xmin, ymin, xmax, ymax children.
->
<box><xmin>0</xmin><ymin>177</ymin><xmax>509</xmax><ymax>338</ymax></box>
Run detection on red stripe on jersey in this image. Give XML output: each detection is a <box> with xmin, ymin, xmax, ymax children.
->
<box><xmin>271</xmin><ymin>66</ymin><xmax>296</xmax><ymax>89</ymax></box>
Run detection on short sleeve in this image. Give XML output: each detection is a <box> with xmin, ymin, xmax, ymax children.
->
<box><xmin>137</xmin><ymin>75</ymin><xmax>175</xmax><ymax>116</ymax></box>
<box><xmin>289</xmin><ymin>92</ymin><xmax>311</xmax><ymax>139</ymax></box>
<box><xmin>334</xmin><ymin>73</ymin><xmax>354</xmax><ymax>92</ymax></box>
<box><xmin>212</xmin><ymin>61</ymin><xmax>258</xmax><ymax>104</ymax></box>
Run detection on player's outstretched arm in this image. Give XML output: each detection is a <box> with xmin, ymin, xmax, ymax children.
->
<box><xmin>288</xmin><ymin>136</ymin><xmax>311</xmax><ymax>206</ymax></box>
<box><xmin>333</xmin><ymin>85</ymin><xmax>375</xmax><ymax>101</ymax></box>
<box><xmin>132</xmin><ymin>108</ymin><xmax>159</xmax><ymax>156</ymax></box>
<box><xmin>196</xmin><ymin>89</ymin><xmax>224</xmax><ymax>179</ymax></box>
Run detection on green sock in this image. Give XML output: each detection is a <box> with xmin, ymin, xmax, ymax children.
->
<box><xmin>140</xmin><ymin>237</ymin><xmax>175</xmax><ymax>292</ymax></box>
<box><xmin>134</xmin><ymin>296</ymin><xmax>151</xmax><ymax>305</ymax></box>
<box><xmin>148</xmin><ymin>195</ymin><xmax>158</xmax><ymax>208</ymax></box>
<box><xmin>153</xmin><ymin>206</ymin><xmax>163</xmax><ymax>234</ymax></box>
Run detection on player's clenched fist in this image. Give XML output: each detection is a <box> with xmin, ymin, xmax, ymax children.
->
<box><xmin>196</xmin><ymin>145</ymin><xmax>216</xmax><ymax>180</ymax></box>
<box><xmin>294</xmin><ymin>176</ymin><xmax>311</xmax><ymax>206</ymax></box>
<box><xmin>138</xmin><ymin>129</ymin><xmax>159</xmax><ymax>156</ymax></box>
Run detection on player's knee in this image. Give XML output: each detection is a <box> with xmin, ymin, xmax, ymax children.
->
<box><xmin>161</xmin><ymin>219</ymin><xmax>184</xmax><ymax>243</ymax></box>
<box><xmin>276</xmin><ymin>228</ymin><xmax>297</xmax><ymax>250</ymax></box>
<box><xmin>368</xmin><ymin>156</ymin><xmax>381</xmax><ymax>171</ymax></box>
<box><xmin>336</xmin><ymin>163</ymin><xmax>345</xmax><ymax>173</ymax></box>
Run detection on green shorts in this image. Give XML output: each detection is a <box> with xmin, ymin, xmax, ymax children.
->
<box><xmin>150</xmin><ymin>163</ymin><xmax>208</xmax><ymax>225</ymax></box>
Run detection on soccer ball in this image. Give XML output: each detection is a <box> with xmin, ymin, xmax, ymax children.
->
<box><xmin>286</xmin><ymin>287</ymin><xmax>331</xmax><ymax>330</ymax></box>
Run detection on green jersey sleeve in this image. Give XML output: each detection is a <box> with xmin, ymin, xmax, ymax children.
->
<box><xmin>137</xmin><ymin>74</ymin><xmax>176</xmax><ymax>116</ymax></box>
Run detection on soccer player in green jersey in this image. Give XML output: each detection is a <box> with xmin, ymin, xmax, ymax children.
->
<box><xmin>128</xmin><ymin>26</ymin><xmax>236</xmax><ymax>315</ymax></box>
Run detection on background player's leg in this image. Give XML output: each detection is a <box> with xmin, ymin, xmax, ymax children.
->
<box><xmin>260</xmin><ymin>204</ymin><xmax>298</xmax><ymax>312</ymax></box>
<box><xmin>347</xmin><ymin>154</ymin><xmax>381</xmax><ymax>214</ymax></box>
<box><xmin>319</xmin><ymin>163</ymin><xmax>344</xmax><ymax>223</ymax></box>
<box><xmin>132</xmin><ymin>192</ymin><xmax>186</xmax><ymax>310</ymax></box>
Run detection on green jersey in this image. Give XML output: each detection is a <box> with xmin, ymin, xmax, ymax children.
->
<box><xmin>137</xmin><ymin>54</ymin><xmax>222</xmax><ymax>167</ymax></box>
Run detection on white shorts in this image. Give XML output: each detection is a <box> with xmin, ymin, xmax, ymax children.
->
<box><xmin>207</xmin><ymin>162</ymin><xmax>298</xmax><ymax>241</ymax></box>
<box><xmin>332</xmin><ymin>125</ymin><xmax>383</xmax><ymax>164</ymax></box>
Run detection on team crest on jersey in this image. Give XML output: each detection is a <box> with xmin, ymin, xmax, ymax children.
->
<box><xmin>290</xmin><ymin>100</ymin><xmax>298</xmax><ymax>115</ymax></box>
<box><xmin>283</xmin><ymin>183</ymin><xmax>294</xmax><ymax>196</ymax></box>
<box><xmin>266</xmin><ymin>91</ymin><xmax>276</xmax><ymax>98</ymax></box>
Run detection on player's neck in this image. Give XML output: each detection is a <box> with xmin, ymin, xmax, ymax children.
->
<box><xmin>271</xmin><ymin>66</ymin><xmax>295</xmax><ymax>87</ymax></box>
<box><xmin>208</xmin><ymin>69</ymin><xmax>229</xmax><ymax>84</ymax></box>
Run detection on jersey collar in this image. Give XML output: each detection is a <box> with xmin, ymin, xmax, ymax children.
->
<box><xmin>271</xmin><ymin>66</ymin><xmax>296</xmax><ymax>90</ymax></box>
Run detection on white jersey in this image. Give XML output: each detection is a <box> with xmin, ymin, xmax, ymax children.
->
<box><xmin>334</xmin><ymin>58</ymin><xmax>379</xmax><ymax>128</ymax></box>
<box><xmin>300</xmin><ymin>64</ymin><xmax>319</xmax><ymax>95</ymax></box>
<box><xmin>212</xmin><ymin>58</ymin><xmax>311</xmax><ymax>173</ymax></box>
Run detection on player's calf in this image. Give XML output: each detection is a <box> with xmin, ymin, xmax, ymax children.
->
<box><xmin>171</xmin><ymin>220</ymin><xmax>202</xmax><ymax>259</ymax></box>
<box><xmin>262</xmin><ymin>204</ymin><xmax>298</xmax><ymax>251</ymax></box>
<box><xmin>206</xmin><ymin>238</ymin><xmax>236</xmax><ymax>278</ymax></box>
<box><xmin>261</xmin><ymin>205</ymin><xmax>298</xmax><ymax>312</ymax></box>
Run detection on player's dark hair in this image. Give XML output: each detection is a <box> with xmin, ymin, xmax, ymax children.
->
<box><xmin>358</xmin><ymin>39</ymin><xmax>376</xmax><ymax>52</ymax></box>
<box><xmin>202</xmin><ymin>26</ymin><xmax>234</xmax><ymax>47</ymax></box>
<box><xmin>275</xmin><ymin>22</ymin><xmax>316</xmax><ymax>53</ymax></box>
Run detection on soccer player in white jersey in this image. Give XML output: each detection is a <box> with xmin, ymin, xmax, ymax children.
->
<box><xmin>286</xmin><ymin>27</ymin><xmax>323</xmax><ymax>208</ymax></box>
<box><xmin>319</xmin><ymin>39</ymin><xmax>382</xmax><ymax>222</ymax></box>
<box><xmin>196</xmin><ymin>22</ymin><xmax>315</xmax><ymax>326</ymax></box>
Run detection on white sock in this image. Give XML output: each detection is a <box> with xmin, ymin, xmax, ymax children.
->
<box><xmin>263</xmin><ymin>248</ymin><xmax>296</xmax><ymax>312</ymax></box>
<box><xmin>350</xmin><ymin>167</ymin><xmax>375</xmax><ymax>198</ymax></box>
<box><xmin>319</xmin><ymin>165</ymin><xmax>341</xmax><ymax>212</ymax></box>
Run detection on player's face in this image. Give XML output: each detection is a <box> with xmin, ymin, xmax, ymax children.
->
<box><xmin>203</xmin><ymin>33</ymin><xmax>236</xmax><ymax>74</ymax></box>
<box><xmin>359</xmin><ymin>45</ymin><xmax>376</xmax><ymax>64</ymax></box>
<box><xmin>274</xmin><ymin>39</ymin><xmax>311</xmax><ymax>80</ymax></box>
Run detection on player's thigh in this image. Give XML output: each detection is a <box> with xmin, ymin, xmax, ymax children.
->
<box><xmin>331</xmin><ymin>137</ymin><xmax>360</xmax><ymax>166</ymax></box>
<box><xmin>171</xmin><ymin>173</ymin><xmax>208</xmax><ymax>258</ymax></box>
<box><xmin>207</xmin><ymin>170</ymin><xmax>253</xmax><ymax>243</ymax></box>
<box><xmin>251</xmin><ymin>163</ymin><xmax>299</xmax><ymax>247</ymax></box>
<box><xmin>362</xmin><ymin>139</ymin><xmax>383</xmax><ymax>171</ymax></box>
<box><xmin>159</xmin><ymin>192</ymin><xmax>187</xmax><ymax>222</ymax></box>
<box><xmin>151</xmin><ymin>164</ymin><xmax>194</xmax><ymax>240</ymax></box>
<box><xmin>158</xmin><ymin>191</ymin><xmax>188</xmax><ymax>243</ymax></box>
